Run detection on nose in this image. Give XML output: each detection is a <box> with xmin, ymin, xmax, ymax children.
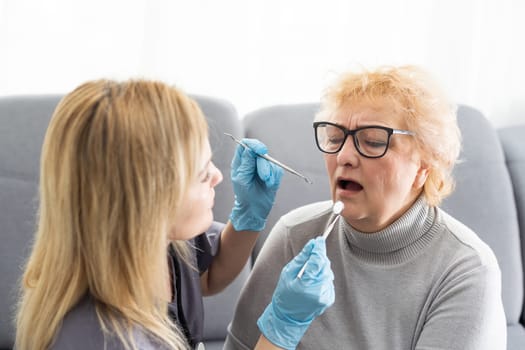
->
<box><xmin>211</xmin><ymin>163</ymin><xmax>223</xmax><ymax>187</ymax></box>
<box><xmin>336</xmin><ymin>135</ymin><xmax>360</xmax><ymax>167</ymax></box>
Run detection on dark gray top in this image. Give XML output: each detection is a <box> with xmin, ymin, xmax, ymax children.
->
<box><xmin>50</xmin><ymin>222</ymin><xmax>223</xmax><ymax>349</ymax></box>
<box><xmin>168</xmin><ymin>221</ymin><xmax>222</xmax><ymax>347</ymax></box>
<box><xmin>50</xmin><ymin>295</ymin><xmax>169</xmax><ymax>350</ymax></box>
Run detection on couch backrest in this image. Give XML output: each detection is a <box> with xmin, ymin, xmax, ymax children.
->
<box><xmin>0</xmin><ymin>94</ymin><xmax>246</xmax><ymax>349</ymax></box>
<box><xmin>499</xmin><ymin>125</ymin><xmax>525</xmax><ymax>324</ymax></box>
<box><xmin>243</xmin><ymin>103</ymin><xmax>331</xmax><ymax>257</ymax></box>
<box><xmin>244</xmin><ymin>103</ymin><xmax>524</xmax><ymax>327</ymax></box>
<box><xmin>0</xmin><ymin>95</ymin><xmax>61</xmax><ymax>349</ymax></box>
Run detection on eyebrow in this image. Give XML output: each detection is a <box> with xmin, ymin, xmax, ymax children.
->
<box><xmin>327</xmin><ymin>122</ymin><xmax>392</xmax><ymax>130</ymax></box>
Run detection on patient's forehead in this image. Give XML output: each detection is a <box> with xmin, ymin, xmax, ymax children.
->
<box><xmin>328</xmin><ymin>97</ymin><xmax>407</xmax><ymax>129</ymax></box>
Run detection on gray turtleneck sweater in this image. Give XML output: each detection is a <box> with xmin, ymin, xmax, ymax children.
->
<box><xmin>224</xmin><ymin>198</ymin><xmax>506</xmax><ymax>350</ymax></box>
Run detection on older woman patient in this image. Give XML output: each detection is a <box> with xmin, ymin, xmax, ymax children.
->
<box><xmin>224</xmin><ymin>65</ymin><xmax>506</xmax><ymax>350</ymax></box>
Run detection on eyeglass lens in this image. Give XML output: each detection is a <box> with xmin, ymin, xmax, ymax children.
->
<box><xmin>316</xmin><ymin>123</ymin><xmax>389</xmax><ymax>157</ymax></box>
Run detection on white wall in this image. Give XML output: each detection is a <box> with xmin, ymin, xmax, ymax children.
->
<box><xmin>1</xmin><ymin>0</ymin><xmax>524</xmax><ymax>127</ymax></box>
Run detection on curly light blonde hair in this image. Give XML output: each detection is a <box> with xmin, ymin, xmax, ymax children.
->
<box><xmin>316</xmin><ymin>65</ymin><xmax>461</xmax><ymax>206</ymax></box>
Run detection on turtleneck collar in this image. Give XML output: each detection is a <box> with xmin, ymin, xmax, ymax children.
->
<box><xmin>340</xmin><ymin>196</ymin><xmax>439</xmax><ymax>265</ymax></box>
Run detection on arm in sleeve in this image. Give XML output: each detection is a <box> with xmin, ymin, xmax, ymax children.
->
<box><xmin>200</xmin><ymin>220</ymin><xmax>259</xmax><ymax>296</ymax></box>
<box><xmin>416</xmin><ymin>259</ymin><xmax>506</xmax><ymax>350</ymax></box>
<box><xmin>223</xmin><ymin>219</ymin><xmax>294</xmax><ymax>350</ymax></box>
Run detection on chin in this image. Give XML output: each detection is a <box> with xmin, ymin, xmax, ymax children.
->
<box><xmin>199</xmin><ymin>214</ymin><xmax>214</xmax><ymax>232</ymax></box>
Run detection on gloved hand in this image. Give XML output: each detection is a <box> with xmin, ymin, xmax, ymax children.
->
<box><xmin>257</xmin><ymin>237</ymin><xmax>335</xmax><ymax>350</ymax></box>
<box><xmin>229</xmin><ymin>138</ymin><xmax>283</xmax><ymax>231</ymax></box>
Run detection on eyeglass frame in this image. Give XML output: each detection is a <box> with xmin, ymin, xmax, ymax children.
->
<box><xmin>313</xmin><ymin>121</ymin><xmax>416</xmax><ymax>158</ymax></box>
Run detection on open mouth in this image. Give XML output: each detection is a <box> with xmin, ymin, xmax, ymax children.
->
<box><xmin>338</xmin><ymin>179</ymin><xmax>363</xmax><ymax>191</ymax></box>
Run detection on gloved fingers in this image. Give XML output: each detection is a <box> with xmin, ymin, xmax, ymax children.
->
<box><xmin>270</xmin><ymin>237</ymin><xmax>335</xmax><ymax>325</ymax></box>
<box><xmin>320</xmin><ymin>281</ymin><xmax>336</xmax><ymax>307</ymax></box>
<box><xmin>256</xmin><ymin>157</ymin><xmax>284</xmax><ymax>189</ymax></box>
<box><xmin>299</xmin><ymin>259</ymin><xmax>335</xmax><ymax>313</ymax></box>
<box><xmin>310</xmin><ymin>282</ymin><xmax>336</xmax><ymax>317</ymax></box>
<box><xmin>283</xmin><ymin>238</ymin><xmax>317</xmax><ymax>274</ymax></box>
<box><xmin>311</xmin><ymin>236</ymin><xmax>327</xmax><ymax>255</ymax></box>
<box><xmin>300</xmin><ymin>239</ymin><xmax>334</xmax><ymax>282</ymax></box>
<box><xmin>231</xmin><ymin>139</ymin><xmax>266</xmax><ymax>179</ymax></box>
<box><xmin>231</xmin><ymin>143</ymin><xmax>244</xmax><ymax>171</ymax></box>
<box><xmin>294</xmin><ymin>277</ymin><xmax>335</xmax><ymax>310</ymax></box>
<box><xmin>231</xmin><ymin>146</ymin><xmax>258</xmax><ymax>186</ymax></box>
<box><xmin>273</xmin><ymin>261</ymin><xmax>335</xmax><ymax>323</ymax></box>
<box><xmin>300</xmin><ymin>255</ymin><xmax>334</xmax><ymax>283</ymax></box>
<box><xmin>243</xmin><ymin>137</ymin><xmax>283</xmax><ymax>189</ymax></box>
<box><xmin>303</xmin><ymin>237</ymin><xmax>328</xmax><ymax>273</ymax></box>
<box><xmin>283</xmin><ymin>237</ymin><xmax>329</xmax><ymax>275</ymax></box>
<box><xmin>242</xmin><ymin>138</ymin><xmax>268</xmax><ymax>155</ymax></box>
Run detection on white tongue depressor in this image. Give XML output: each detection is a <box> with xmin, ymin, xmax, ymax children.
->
<box><xmin>297</xmin><ymin>201</ymin><xmax>344</xmax><ymax>279</ymax></box>
<box><xmin>322</xmin><ymin>201</ymin><xmax>343</xmax><ymax>239</ymax></box>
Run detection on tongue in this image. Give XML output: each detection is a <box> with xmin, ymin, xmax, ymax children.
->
<box><xmin>344</xmin><ymin>181</ymin><xmax>363</xmax><ymax>191</ymax></box>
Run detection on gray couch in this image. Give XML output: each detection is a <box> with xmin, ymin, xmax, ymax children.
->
<box><xmin>1</xmin><ymin>95</ymin><xmax>524</xmax><ymax>349</ymax></box>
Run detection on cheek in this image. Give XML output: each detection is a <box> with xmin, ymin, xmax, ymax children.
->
<box><xmin>190</xmin><ymin>182</ymin><xmax>213</xmax><ymax>204</ymax></box>
<box><xmin>187</xmin><ymin>187</ymin><xmax>215</xmax><ymax>224</ymax></box>
<box><xmin>376</xmin><ymin>161</ymin><xmax>419</xmax><ymax>194</ymax></box>
<box><xmin>167</xmin><ymin>189</ymin><xmax>212</xmax><ymax>241</ymax></box>
<box><xmin>366</xmin><ymin>160</ymin><xmax>405</xmax><ymax>192</ymax></box>
<box><xmin>325</xmin><ymin>160</ymin><xmax>338</xmax><ymax>196</ymax></box>
<box><xmin>367</xmin><ymin>167</ymin><xmax>390</xmax><ymax>195</ymax></box>
<box><xmin>324</xmin><ymin>155</ymin><xmax>337</xmax><ymax>181</ymax></box>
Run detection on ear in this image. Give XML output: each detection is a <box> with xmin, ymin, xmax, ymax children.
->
<box><xmin>413</xmin><ymin>161</ymin><xmax>430</xmax><ymax>189</ymax></box>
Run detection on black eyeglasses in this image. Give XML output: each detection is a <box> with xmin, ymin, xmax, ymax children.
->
<box><xmin>313</xmin><ymin>121</ymin><xmax>415</xmax><ymax>158</ymax></box>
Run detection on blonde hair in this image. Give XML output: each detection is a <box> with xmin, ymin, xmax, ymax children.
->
<box><xmin>316</xmin><ymin>65</ymin><xmax>461</xmax><ymax>206</ymax></box>
<box><xmin>16</xmin><ymin>79</ymin><xmax>209</xmax><ymax>349</ymax></box>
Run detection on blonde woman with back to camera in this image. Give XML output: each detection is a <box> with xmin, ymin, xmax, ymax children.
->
<box><xmin>224</xmin><ymin>65</ymin><xmax>506</xmax><ymax>350</ymax></box>
<box><xmin>15</xmin><ymin>80</ymin><xmax>335</xmax><ymax>349</ymax></box>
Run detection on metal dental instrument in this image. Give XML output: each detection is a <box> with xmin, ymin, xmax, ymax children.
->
<box><xmin>297</xmin><ymin>201</ymin><xmax>344</xmax><ymax>279</ymax></box>
<box><xmin>224</xmin><ymin>133</ymin><xmax>313</xmax><ymax>184</ymax></box>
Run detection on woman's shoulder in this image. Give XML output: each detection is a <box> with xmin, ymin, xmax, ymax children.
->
<box><xmin>49</xmin><ymin>295</ymin><xmax>107</xmax><ymax>349</ymax></box>
<box><xmin>279</xmin><ymin>200</ymin><xmax>333</xmax><ymax>228</ymax></box>
<box><xmin>263</xmin><ymin>200</ymin><xmax>334</xmax><ymax>253</ymax></box>
<box><xmin>50</xmin><ymin>295</ymin><xmax>168</xmax><ymax>350</ymax></box>
<box><xmin>437</xmin><ymin>208</ymin><xmax>500</xmax><ymax>270</ymax></box>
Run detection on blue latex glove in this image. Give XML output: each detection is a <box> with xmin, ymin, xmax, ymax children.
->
<box><xmin>229</xmin><ymin>138</ymin><xmax>283</xmax><ymax>231</ymax></box>
<box><xmin>257</xmin><ymin>237</ymin><xmax>335</xmax><ymax>350</ymax></box>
